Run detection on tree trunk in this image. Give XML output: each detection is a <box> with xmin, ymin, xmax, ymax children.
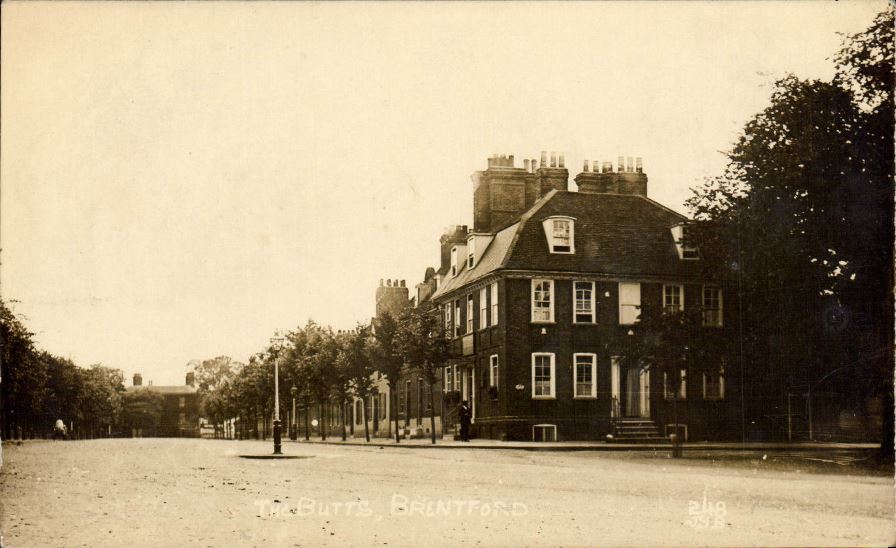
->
<box><xmin>319</xmin><ymin>402</ymin><xmax>326</xmax><ymax>441</ymax></box>
<box><xmin>362</xmin><ymin>395</ymin><xmax>371</xmax><ymax>442</ymax></box>
<box><xmin>304</xmin><ymin>401</ymin><xmax>310</xmax><ymax>440</ymax></box>
<box><xmin>392</xmin><ymin>388</ymin><xmax>400</xmax><ymax>443</ymax></box>
<box><xmin>429</xmin><ymin>382</ymin><xmax>437</xmax><ymax>445</ymax></box>
<box><xmin>341</xmin><ymin>400</ymin><xmax>347</xmax><ymax>441</ymax></box>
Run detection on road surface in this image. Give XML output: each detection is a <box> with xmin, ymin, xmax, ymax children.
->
<box><xmin>1</xmin><ymin>439</ymin><xmax>892</xmax><ymax>547</ymax></box>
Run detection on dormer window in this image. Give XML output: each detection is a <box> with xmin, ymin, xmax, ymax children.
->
<box><xmin>672</xmin><ymin>223</ymin><xmax>698</xmax><ymax>260</ymax></box>
<box><xmin>467</xmin><ymin>238</ymin><xmax>475</xmax><ymax>268</ymax></box>
<box><xmin>542</xmin><ymin>216</ymin><xmax>576</xmax><ymax>254</ymax></box>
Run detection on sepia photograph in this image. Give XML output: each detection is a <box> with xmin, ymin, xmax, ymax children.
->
<box><xmin>1</xmin><ymin>1</ymin><xmax>893</xmax><ymax>546</ymax></box>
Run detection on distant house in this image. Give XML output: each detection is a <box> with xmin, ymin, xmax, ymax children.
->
<box><xmin>125</xmin><ymin>373</ymin><xmax>200</xmax><ymax>437</ymax></box>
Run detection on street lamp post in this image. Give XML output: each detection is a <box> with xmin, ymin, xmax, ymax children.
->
<box><xmin>290</xmin><ymin>385</ymin><xmax>298</xmax><ymax>441</ymax></box>
<box><xmin>270</xmin><ymin>331</ymin><xmax>285</xmax><ymax>455</ymax></box>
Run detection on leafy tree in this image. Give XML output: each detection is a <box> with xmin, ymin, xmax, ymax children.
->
<box><xmin>0</xmin><ymin>299</ymin><xmax>47</xmax><ymax>438</ymax></box>
<box><xmin>190</xmin><ymin>355</ymin><xmax>241</xmax><ymax>438</ymax></box>
<box><xmin>337</xmin><ymin>324</ymin><xmax>377</xmax><ymax>442</ymax></box>
<box><xmin>41</xmin><ymin>352</ymin><xmax>85</xmax><ymax>431</ymax></box>
<box><xmin>395</xmin><ymin>307</ymin><xmax>449</xmax><ymax>444</ymax></box>
<box><xmin>685</xmin><ymin>9</ymin><xmax>893</xmax><ymax>451</ymax></box>
<box><xmin>371</xmin><ymin>311</ymin><xmax>403</xmax><ymax>443</ymax></box>
<box><xmin>77</xmin><ymin>365</ymin><xmax>125</xmax><ymax>437</ymax></box>
<box><xmin>290</xmin><ymin>322</ymin><xmax>338</xmax><ymax>440</ymax></box>
<box><xmin>624</xmin><ymin>307</ymin><xmax>728</xmax><ymax>446</ymax></box>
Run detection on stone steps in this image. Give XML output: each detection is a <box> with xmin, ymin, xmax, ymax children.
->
<box><xmin>611</xmin><ymin>419</ymin><xmax>667</xmax><ymax>443</ymax></box>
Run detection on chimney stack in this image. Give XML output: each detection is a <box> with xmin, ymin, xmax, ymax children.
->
<box><xmin>533</xmin><ymin>150</ymin><xmax>569</xmax><ymax>198</ymax></box>
<box><xmin>576</xmin><ymin>154</ymin><xmax>648</xmax><ymax>196</ymax></box>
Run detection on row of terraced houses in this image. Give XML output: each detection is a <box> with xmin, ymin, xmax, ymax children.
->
<box><xmin>350</xmin><ymin>152</ymin><xmax>739</xmax><ymax>442</ymax></box>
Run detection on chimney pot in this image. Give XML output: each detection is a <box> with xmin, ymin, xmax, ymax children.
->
<box><xmin>508</xmin><ymin>155</ymin><xmax>514</xmax><ymax>167</ymax></box>
<box><xmin>540</xmin><ymin>151</ymin><xmax>547</xmax><ymax>167</ymax></box>
<box><xmin>524</xmin><ymin>159</ymin><xmax>530</xmax><ymax>171</ymax></box>
<box><xmin>583</xmin><ymin>159</ymin><xmax>589</xmax><ymax>172</ymax></box>
<box><xmin>558</xmin><ymin>153</ymin><xmax>565</xmax><ymax>168</ymax></box>
<box><xmin>550</xmin><ymin>152</ymin><xmax>557</xmax><ymax>168</ymax></box>
<box><xmin>617</xmin><ymin>156</ymin><xmax>625</xmax><ymax>173</ymax></box>
<box><xmin>627</xmin><ymin>156</ymin><xmax>634</xmax><ymax>173</ymax></box>
<box><xmin>636</xmin><ymin>157</ymin><xmax>643</xmax><ymax>173</ymax></box>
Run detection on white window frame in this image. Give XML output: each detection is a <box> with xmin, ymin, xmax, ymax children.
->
<box><xmin>532</xmin><ymin>424</ymin><xmax>557</xmax><ymax>442</ymax></box>
<box><xmin>453</xmin><ymin>364</ymin><xmax>459</xmax><ymax>392</ymax></box>
<box><xmin>542</xmin><ymin>216</ymin><xmax>576</xmax><ymax>254</ymax></box>
<box><xmin>702</xmin><ymin>286</ymin><xmax>723</xmax><ymax>327</ymax></box>
<box><xmin>479</xmin><ymin>287</ymin><xmax>489</xmax><ymax>330</ymax></box>
<box><xmin>531</xmin><ymin>279</ymin><xmax>555</xmax><ymax>323</ymax></box>
<box><xmin>703</xmin><ymin>366</ymin><xmax>725</xmax><ymax>400</ymax></box>
<box><xmin>663</xmin><ymin>369</ymin><xmax>687</xmax><ymax>400</ymax></box>
<box><xmin>466</xmin><ymin>294</ymin><xmax>474</xmax><ymax>334</ymax></box>
<box><xmin>443</xmin><ymin>304</ymin><xmax>452</xmax><ymax>338</ymax></box>
<box><xmin>490</xmin><ymin>282</ymin><xmax>499</xmax><ymax>326</ymax></box>
<box><xmin>443</xmin><ymin>367</ymin><xmax>451</xmax><ymax>393</ymax></box>
<box><xmin>618</xmin><ymin>282</ymin><xmax>641</xmax><ymax>325</ymax></box>
<box><xmin>573</xmin><ymin>281</ymin><xmax>596</xmax><ymax>324</ymax></box>
<box><xmin>573</xmin><ymin>353</ymin><xmax>597</xmax><ymax>399</ymax></box>
<box><xmin>454</xmin><ymin>300</ymin><xmax>461</xmax><ymax>337</ymax></box>
<box><xmin>489</xmin><ymin>354</ymin><xmax>499</xmax><ymax>388</ymax></box>
<box><xmin>672</xmin><ymin>224</ymin><xmax>699</xmax><ymax>260</ymax></box>
<box><xmin>663</xmin><ymin>284</ymin><xmax>684</xmax><ymax>313</ymax></box>
<box><xmin>531</xmin><ymin>353</ymin><xmax>556</xmax><ymax>399</ymax></box>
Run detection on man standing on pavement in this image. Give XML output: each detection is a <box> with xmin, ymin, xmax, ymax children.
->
<box><xmin>459</xmin><ymin>400</ymin><xmax>471</xmax><ymax>442</ymax></box>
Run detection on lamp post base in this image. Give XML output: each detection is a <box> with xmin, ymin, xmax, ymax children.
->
<box><xmin>273</xmin><ymin>420</ymin><xmax>282</xmax><ymax>455</ymax></box>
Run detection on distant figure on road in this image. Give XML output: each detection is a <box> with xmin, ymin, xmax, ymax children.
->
<box><xmin>458</xmin><ymin>401</ymin><xmax>471</xmax><ymax>442</ymax></box>
<box><xmin>53</xmin><ymin>419</ymin><xmax>67</xmax><ymax>440</ymax></box>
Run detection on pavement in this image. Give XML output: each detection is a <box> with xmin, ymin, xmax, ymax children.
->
<box><xmin>1</xmin><ymin>438</ymin><xmax>893</xmax><ymax>547</ymax></box>
<box><xmin>285</xmin><ymin>436</ymin><xmax>880</xmax><ymax>452</ymax></box>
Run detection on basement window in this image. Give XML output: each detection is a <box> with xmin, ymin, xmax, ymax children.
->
<box><xmin>532</xmin><ymin>424</ymin><xmax>557</xmax><ymax>442</ymax></box>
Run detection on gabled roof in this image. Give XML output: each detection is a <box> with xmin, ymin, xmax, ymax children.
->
<box><xmin>431</xmin><ymin>190</ymin><xmax>699</xmax><ymax>301</ymax></box>
<box><xmin>431</xmin><ymin>221</ymin><xmax>519</xmax><ymax>300</ymax></box>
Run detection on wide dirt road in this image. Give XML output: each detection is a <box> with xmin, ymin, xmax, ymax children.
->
<box><xmin>1</xmin><ymin>439</ymin><xmax>892</xmax><ymax>547</ymax></box>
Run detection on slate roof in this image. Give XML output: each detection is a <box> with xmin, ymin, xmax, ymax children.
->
<box><xmin>431</xmin><ymin>190</ymin><xmax>699</xmax><ymax>301</ymax></box>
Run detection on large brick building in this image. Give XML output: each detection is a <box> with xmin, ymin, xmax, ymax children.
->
<box><xmin>393</xmin><ymin>152</ymin><xmax>739</xmax><ymax>442</ymax></box>
<box><xmin>125</xmin><ymin>373</ymin><xmax>201</xmax><ymax>437</ymax></box>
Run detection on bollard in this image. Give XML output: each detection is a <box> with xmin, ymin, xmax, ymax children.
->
<box><xmin>670</xmin><ymin>433</ymin><xmax>683</xmax><ymax>458</ymax></box>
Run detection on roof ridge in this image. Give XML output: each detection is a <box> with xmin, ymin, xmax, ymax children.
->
<box><xmin>635</xmin><ymin>194</ymin><xmax>689</xmax><ymax>220</ymax></box>
<box><xmin>500</xmin><ymin>190</ymin><xmax>558</xmax><ymax>269</ymax></box>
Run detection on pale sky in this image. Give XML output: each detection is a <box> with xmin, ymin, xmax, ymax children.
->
<box><xmin>1</xmin><ymin>1</ymin><xmax>885</xmax><ymax>385</ymax></box>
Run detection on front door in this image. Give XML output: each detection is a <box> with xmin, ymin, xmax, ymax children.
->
<box><xmin>624</xmin><ymin>367</ymin><xmax>651</xmax><ymax>418</ymax></box>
